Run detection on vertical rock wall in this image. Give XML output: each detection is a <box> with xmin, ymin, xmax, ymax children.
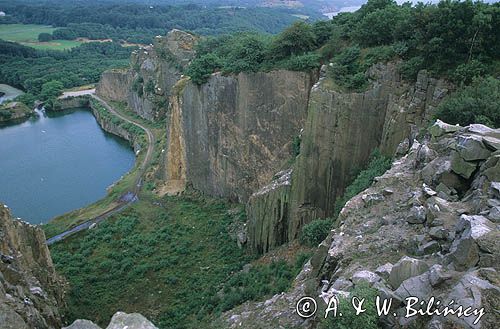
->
<box><xmin>0</xmin><ymin>205</ymin><xmax>65</xmax><ymax>329</ymax></box>
<box><xmin>178</xmin><ymin>70</ymin><xmax>314</xmax><ymax>202</ymax></box>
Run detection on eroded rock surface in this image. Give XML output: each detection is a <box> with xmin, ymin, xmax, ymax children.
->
<box><xmin>0</xmin><ymin>205</ymin><xmax>65</xmax><ymax>329</ymax></box>
<box><xmin>220</xmin><ymin>123</ymin><xmax>500</xmax><ymax>329</ymax></box>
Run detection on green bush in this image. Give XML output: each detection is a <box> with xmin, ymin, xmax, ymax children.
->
<box><xmin>300</xmin><ymin>218</ymin><xmax>332</xmax><ymax>247</ymax></box>
<box><xmin>38</xmin><ymin>32</ymin><xmax>53</xmax><ymax>42</ymax></box>
<box><xmin>186</xmin><ymin>53</ymin><xmax>222</xmax><ymax>85</ymax></box>
<box><xmin>319</xmin><ymin>283</ymin><xmax>379</xmax><ymax>329</ymax></box>
<box><xmin>334</xmin><ymin>149</ymin><xmax>392</xmax><ymax>215</ymax></box>
<box><xmin>279</xmin><ymin>52</ymin><xmax>321</xmax><ymax>71</ymax></box>
<box><xmin>435</xmin><ymin>76</ymin><xmax>500</xmax><ymax>128</ymax></box>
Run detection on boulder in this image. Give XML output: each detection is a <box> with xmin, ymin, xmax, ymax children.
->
<box><xmin>448</xmin><ymin>237</ymin><xmax>479</xmax><ymax>271</ymax></box>
<box><xmin>488</xmin><ymin>205</ymin><xmax>500</xmax><ymax>223</ymax></box>
<box><xmin>394</xmin><ymin>272</ymin><xmax>432</xmax><ymax>300</ymax></box>
<box><xmin>429</xmin><ymin>226</ymin><xmax>447</xmax><ymax>240</ymax></box>
<box><xmin>375</xmin><ymin>263</ymin><xmax>393</xmax><ymax>280</ymax></box>
<box><xmin>467</xmin><ymin>124</ymin><xmax>500</xmax><ymax>139</ymax></box>
<box><xmin>482</xmin><ymin>154</ymin><xmax>500</xmax><ymax>181</ymax></box>
<box><xmin>417</xmin><ymin>240</ymin><xmax>441</xmax><ymax>255</ymax></box>
<box><xmin>457</xmin><ymin>135</ymin><xmax>491</xmax><ymax>161</ymax></box>
<box><xmin>456</xmin><ymin>215</ymin><xmax>494</xmax><ymax>240</ymax></box>
<box><xmin>406</xmin><ymin>205</ymin><xmax>426</xmax><ymax>224</ymax></box>
<box><xmin>351</xmin><ymin>270</ymin><xmax>381</xmax><ymax>285</ymax></box>
<box><xmin>429</xmin><ymin>120</ymin><xmax>460</xmax><ymax>137</ymax></box>
<box><xmin>106</xmin><ymin>312</ymin><xmax>158</xmax><ymax>329</ymax></box>
<box><xmin>440</xmin><ymin>273</ymin><xmax>500</xmax><ymax>328</ymax></box>
<box><xmin>490</xmin><ymin>182</ymin><xmax>500</xmax><ymax>199</ymax></box>
<box><xmin>482</xmin><ymin>136</ymin><xmax>500</xmax><ymax>151</ymax></box>
<box><xmin>63</xmin><ymin>320</ymin><xmax>102</xmax><ymax>329</ymax></box>
<box><xmin>428</xmin><ymin>264</ymin><xmax>453</xmax><ymax>287</ymax></box>
<box><xmin>451</xmin><ymin>151</ymin><xmax>477</xmax><ymax>179</ymax></box>
<box><xmin>389</xmin><ymin>256</ymin><xmax>429</xmax><ymax>289</ymax></box>
<box><xmin>331</xmin><ymin>277</ymin><xmax>353</xmax><ymax>291</ymax></box>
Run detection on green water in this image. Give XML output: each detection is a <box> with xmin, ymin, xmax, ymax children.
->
<box><xmin>0</xmin><ymin>108</ymin><xmax>135</xmax><ymax>224</ymax></box>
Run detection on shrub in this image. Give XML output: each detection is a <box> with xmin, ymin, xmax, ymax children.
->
<box><xmin>38</xmin><ymin>32</ymin><xmax>53</xmax><ymax>42</ymax></box>
<box><xmin>186</xmin><ymin>53</ymin><xmax>222</xmax><ymax>85</ymax></box>
<box><xmin>399</xmin><ymin>56</ymin><xmax>424</xmax><ymax>81</ymax></box>
<box><xmin>319</xmin><ymin>283</ymin><xmax>379</xmax><ymax>329</ymax></box>
<box><xmin>435</xmin><ymin>76</ymin><xmax>500</xmax><ymax>128</ymax></box>
<box><xmin>279</xmin><ymin>52</ymin><xmax>321</xmax><ymax>71</ymax></box>
<box><xmin>334</xmin><ymin>149</ymin><xmax>392</xmax><ymax>215</ymax></box>
<box><xmin>300</xmin><ymin>218</ymin><xmax>332</xmax><ymax>247</ymax></box>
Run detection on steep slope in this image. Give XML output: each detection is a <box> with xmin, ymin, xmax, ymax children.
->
<box><xmin>0</xmin><ymin>204</ymin><xmax>65</xmax><ymax>329</ymax></box>
<box><xmin>248</xmin><ymin>63</ymin><xmax>452</xmax><ymax>253</ymax></box>
<box><xmin>221</xmin><ymin>122</ymin><xmax>500</xmax><ymax>329</ymax></box>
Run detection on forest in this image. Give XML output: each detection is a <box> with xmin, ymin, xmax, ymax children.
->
<box><xmin>185</xmin><ymin>0</ymin><xmax>500</xmax><ymax>127</ymax></box>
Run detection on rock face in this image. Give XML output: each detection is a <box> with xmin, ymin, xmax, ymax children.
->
<box><xmin>287</xmin><ymin>63</ymin><xmax>451</xmax><ymax>240</ymax></box>
<box><xmin>247</xmin><ymin>169</ymin><xmax>293</xmax><ymax>253</ymax></box>
<box><xmin>96</xmin><ymin>29</ymin><xmax>197</xmax><ymax>121</ymax></box>
<box><xmin>247</xmin><ymin>63</ymin><xmax>451</xmax><ymax>252</ymax></box>
<box><xmin>0</xmin><ymin>204</ymin><xmax>65</xmax><ymax>329</ymax></box>
<box><xmin>63</xmin><ymin>312</ymin><xmax>158</xmax><ymax>329</ymax></box>
<box><xmin>171</xmin><ymin>70</ymin><xmax>314</xmax><ymax>202</ymax></box>
<box><xmin>220</xmin><ymin>123</ymin><xmax>500</xmax><ymax>329</ymax></box>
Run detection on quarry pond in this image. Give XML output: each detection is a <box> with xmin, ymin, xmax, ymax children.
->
<box><xmin>0</xmin><ymin>107</ymin><xmax>135</xmax><ymax>224</ymax></box>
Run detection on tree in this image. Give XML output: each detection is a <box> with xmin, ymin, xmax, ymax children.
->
<box><xmin>270</xmin><ymin>21</ymin><xmax>316</xmax><ymax>60</ymax></box>
<box><xmin>39</xmin><ymin>80</ymin><xmax>64</xmax><ymax>101</ymax></box>
<box><xmin>38</xmin><ymin>33</ymin><xmax>53</xmax><ymax>42</ymax></box>
<box><xmin>186</xmin><ymin>53</ymin><xmax>222</xmax><ymax>85</ymax></box>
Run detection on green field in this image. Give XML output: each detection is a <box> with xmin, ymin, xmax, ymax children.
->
<box><xmin>0</xmin><ymin>24</ymin><xmax>82</xmax><ymax>50</ymax></box>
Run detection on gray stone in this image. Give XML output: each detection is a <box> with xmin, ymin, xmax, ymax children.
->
<box><xmin>456</xmin><ymin>215</ymin><xmax>494</xmax><ymax>240</ymax></box>
<box><xmin>467</xmin><ymin>124</ymin><xmax>500</xmax><ymax>138</ymax></box>
<box><xmin>63</xmin><ymin>319</ymin><xmax>102</xmax><ymax>329</ymax></box>
<box><xmin>488</xmin><ymin>205</ymin><xmax>500</xmax><ymax>223</ymax></box>
<box><xmin>429</xmin><ymin>120</ymin><xmax>459</xmax><ymax>137</ymax></box>
<box><xmin>106</xmin><ymin>312</ymin><xmax>158</xmax><ymax>329</ymax></box>
<box><xmin>450</xmin><ymin>151</ymin><xmax>477</xmax><ymax>179</ymax></box>
<box><xmin>449</xmin><ymin>237</ymin><xmax>479</xmax><ymax>271</ymax></box>
<box><xmin>389</xmin><ymin>256</ymin><xmax>429</xmax><ymax>289</ymax></box>
<box><xmin>442</xmin><ymin>273</ymin><xmax>500</xmax><ymax>328</ymax></box>
<box><xmin>428</xmin><ymin>264</ymin><xmax>453</xmax><ymax>287</ymax></box>
<box><xmin>362</xmin><ymin>193</ymin><xmax>385</xmax><ymax>206</ymax></box>
<box><xmin>375</xmin><ymin>263</ymin><xmax>393</xmax><ymax>280</ymax></box>
<box><xmin>429</xmin><ymin>226</ymin><xmax>447</xmax><ymax>240</ymax></box>
<box><xmin>482</xmin><ymin>154</ymin><xmax>500</xmax><ymax>181</ymax></box>
<box><xmin>418</xmin><ymin>241</ymin><xmax>441</xmax><ymax>255</ymax></box>
<box><xmin>406</xmin><ymin>205</ymin><xmax>426</xmax><ymax>224</ymax></box>
<box><xmin>490</xmin><ymin>182</ymin><xmax>500</xmax><ymax>199</ymax></box>
<box><xmin>351</xmin><ymin>270</ymin><xmax>381</xmax><ymax>285</ymax></box>
<box><xmin>476</xmin><ymin>231</ymin><xmax>500</xmax><ymax>254</ymax></box>
<box><xmin>457</xmin><ymin>134</ymin><xmax>491</xmax><ymax>161</ymax></box>
<box><xmin>332</xmin><ymin>277</ymin><xmax>353</xmax><ymax>291</ymax></box>
<box><xmin>482</xmin><ymin>136</ymin><xmax>500</xmax><ymax>151</ymax></box>
<box><xmin>394</xmin><ymin>272</ymin><xmax>432</xmax><ymax>300</ymax></box>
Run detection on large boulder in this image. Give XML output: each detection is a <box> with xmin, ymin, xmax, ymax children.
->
<box><xmin>63</xmin><ymin>319</ymin><xmax>102</xmax><ymax>329</ymax></box>
<box><xmin>389</xmin><ymin>256</ymin><xmax>429</xmax><ymax>289</ymax></box>
<box><xmin>106</xmin><ymin>312</ymin><xmax>158</xmax><ymax>329</ymax></box>
<box><xmin>457</xmin><ymin>135</ymin><xmax>491</xmax><ymax>161</ymax></box>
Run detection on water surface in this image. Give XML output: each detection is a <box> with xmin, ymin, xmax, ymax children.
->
<box><xmin>0</xmin><ymin>108</ymin><xmax>135</xmax><ymax>224</ymax></box>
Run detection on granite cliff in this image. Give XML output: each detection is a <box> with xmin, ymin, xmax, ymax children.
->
<box><xmin>221</xmin><ymin>122</ymin><xmax>500</xmax><ymax>329</ymax></box>
<box><xmin>0</xmin><ymin>204</ymin><xmax>65</xmax><ymax>329</ymax></box>
<box><xmin>96</xmin><ymin>31</ymin><xmax>454</xmax><ymax>253</ymax></box>
<box><xmin>248</xmin><ymin>63</ymin><xmax>451</xmax><ymax>253</ymax></box>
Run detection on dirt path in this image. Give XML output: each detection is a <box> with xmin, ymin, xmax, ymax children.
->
<box><xmin>46</xmin><ymin>93</ymin><xmax>155</xmax><ymax>245</ymax></box>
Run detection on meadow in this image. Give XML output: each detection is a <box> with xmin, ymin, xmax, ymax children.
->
<box><xmin>0</xmin><ymin>24</ymin><xmax>82</xmax><ymax>50</ymax></box>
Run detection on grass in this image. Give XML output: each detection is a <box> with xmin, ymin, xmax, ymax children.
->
<box><xmin>49</xmin><ymin>193</ymin><xmax>307</xmax><ymax>329</ymax></box>
<box><xmin>0</xmin><ymin>24</ymin><xmax>83</xmax><ymax>50</ymax></box>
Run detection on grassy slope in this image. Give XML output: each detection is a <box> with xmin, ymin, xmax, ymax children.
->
<box><xmin>0</xmin><ymin>24</ymin><xmax>82</xmax><ymax>50</ymax></box>
<box><xmin>50</xmin><ymin>195</ymin><xmax>249</xmax><ymax>328</ymax></box>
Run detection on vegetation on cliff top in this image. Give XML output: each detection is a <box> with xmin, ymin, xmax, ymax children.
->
<box><xmin>186</xmin><ymin>0</ymin><xmax>499</xmax><ymax>126</ymax></box>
